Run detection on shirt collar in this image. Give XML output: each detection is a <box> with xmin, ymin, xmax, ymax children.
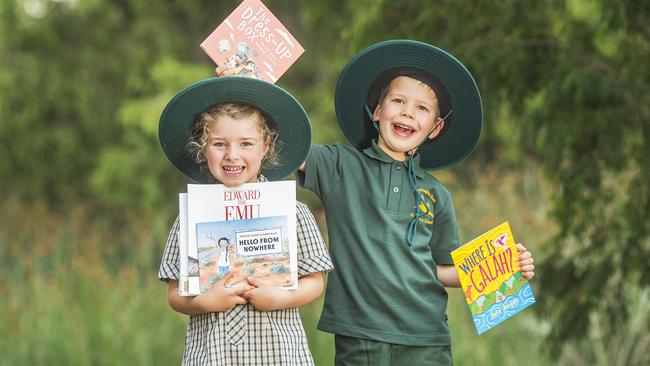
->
<box><xmin>362</xmin><ymin>140</ymin><xmax>426</xmax><ymax>178</ymax></box>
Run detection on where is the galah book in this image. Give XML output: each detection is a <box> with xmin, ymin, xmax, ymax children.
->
<box><xmin>451</xmin><ymin>222</ymin><xmax>536</xmax><ymax>335</ymax></box>
<box><xmin>200</xmin><ymin>0</ymin><xmax>304</xmax><ymax>83</ymax></box>
<box><xmin>178</xmin><ymin>181</ymin><xmax>298</xmax><ymax>296</ymax></box>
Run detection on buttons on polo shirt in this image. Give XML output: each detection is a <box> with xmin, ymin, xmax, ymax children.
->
<box><xmin>396</xmin><ymin>165</ymin><xmax>401</xmax><ymax>170</ymax></box>
<box><xmin>393</xmin><ymin>187</ymin><xmax>400</xmax><ymax>193</ymax></box>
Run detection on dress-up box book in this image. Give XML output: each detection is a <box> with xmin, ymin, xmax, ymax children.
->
<box><xmin>451</xmin><ymin>222</ymin><xmax>536</xmax><ymax>334</ymax></box>
<box><xmin>200</xmin><ymin>0</ymin><xmax>304</xmax><ymax>83</ymax></box>
<box><xmin>179</xmin><ymin>181</ymin><xmax>298</xmax><ymax>296</ymax></box>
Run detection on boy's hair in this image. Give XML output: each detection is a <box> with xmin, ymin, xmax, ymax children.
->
<box><xmin>376</xmin><ymin>77</ymin><xmax>441</xmax><ymax>118</ymax></box>
<box><xmin>187</xmin><ymin>102</ymin><xmax>280</xmax><ymax>171</ymax></box>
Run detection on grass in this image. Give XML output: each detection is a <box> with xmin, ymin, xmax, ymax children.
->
<box><xmin>0</xmin><ymin>165</ymin><xmax>556</xmax><ymax>365</ymax></box>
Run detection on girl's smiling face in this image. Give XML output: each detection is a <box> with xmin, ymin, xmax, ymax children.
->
<box><xmin>204</xmin><ymin>115</ymin><xmax>269</xmax><ymax>187</ymax></box>
<box><xmin>372</xmin><ymin>76</ymin><xmax>444</xmax><ymax>161</ymax></box>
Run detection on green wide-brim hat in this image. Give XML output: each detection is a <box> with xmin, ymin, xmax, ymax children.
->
<box><xmin>335</xmin><ymin>39</ymin><xmax>483</xmax><ymax>170</ymax></box>
<box><xmin>159</xmin><ymin>77</ymin><xmax>311</xmax><ymax>183</ymax></box>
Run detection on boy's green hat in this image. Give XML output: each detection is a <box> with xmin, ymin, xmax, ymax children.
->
<box><xmin>335</xmin><ymin>39</ymin><xmax>483</xmax><ymax>170</ymax></box>
<box><xmin>159</xmin><ymin>77</ymin><xmax>311</xmax><ymax>183</ymax></box>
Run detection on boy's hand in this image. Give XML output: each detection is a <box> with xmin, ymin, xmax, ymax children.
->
<box><xmin>195</xmin><ymin>272</ymin><xmax>250</xmax><ymax>312</ymax></box>
<box><xmin>516</xmin><ymin>243</ymin><xmax>535</xmax><ymax>280</ymax></box>
<box><xmin>215</xmin><ymin>65</ymin><xmax>236</xmax><ymax>77</ymax></box>
<box><xmin>241</xmin><ymin>276</ymin><xmax>288</xmax><ymax>311</ymax></box>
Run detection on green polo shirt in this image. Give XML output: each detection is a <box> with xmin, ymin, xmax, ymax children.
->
<box><xmin>298</xmin><ymin>142</ymin><xmax>461</xmax><ymax>346</ymax></box>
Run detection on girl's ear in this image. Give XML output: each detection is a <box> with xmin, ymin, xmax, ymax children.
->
<box><xmin>263</xmin><ymin>136</ymin><xmax>271</xmax><ymax>155</ymax></box>
<box><xmin>428</xmin><ymin>118</ymin><xmax>445</xmax><ymax>140</ymax></box>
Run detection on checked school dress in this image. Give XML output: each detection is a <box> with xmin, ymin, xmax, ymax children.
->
<box><xmin>158</xmin><ymin>201</ymin><xmax>333</xmax><ymax>366</ymax></box>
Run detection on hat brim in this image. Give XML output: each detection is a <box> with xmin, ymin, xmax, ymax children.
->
<box><xmin>159</xmin><ymin>77</ymin><xmax>311</xmax><ymax>183</ymax></box>
<box><xmin>335</xmin><ymin>40</ymin><xmax>483</xmax><ymax>170</ymax></box>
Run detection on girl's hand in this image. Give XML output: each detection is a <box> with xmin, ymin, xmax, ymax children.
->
<box><xmin>195</xmin><ymin>272</ymin><xmax>250</xmax><ymax>313</ymax></box>
<box><xmin>516</xmin><ymin>243</ymin><xmax>535</xmax><ymax>280</ymax></box>
<box><xmin>241</xmin><ymin>276</ymin><xmax>289</xmax><ymax>312</ymax></box>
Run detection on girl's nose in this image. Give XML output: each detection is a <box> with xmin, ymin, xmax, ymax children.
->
<box><xmin>224</xmin><ymin>146</ymin><xmax>240</xmax><ymax>160</ymax></box>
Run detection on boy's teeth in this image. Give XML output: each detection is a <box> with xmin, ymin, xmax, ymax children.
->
<box><xmin>394</xmin><ymin>123</ymin><xmax>414</xmax><ymax>133</ymax></box>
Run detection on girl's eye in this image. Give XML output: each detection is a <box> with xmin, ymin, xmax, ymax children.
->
<box><xmin>212</xmin><ymin>142</ymin><xmax>225</xmax><ymax>147</ymax></box>
<box><xmin>391</xmin><ymin>98</ymin><xmax>404</xmax><ymax>104</ymax></box>
<box><xmin>418</xmin><ymin>105</ymin><xmax>430</xmax><ymax>112</ymax></box>
<box><xmin>242</xmin><ymin>141</ymin><xmax>254</xmax><ymax>147</ymax></box>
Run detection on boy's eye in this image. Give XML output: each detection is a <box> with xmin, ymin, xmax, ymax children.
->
<box><xmin>418</xmin><ymin>105</ymin><xmax>430</xmax><ymax>112</ymax></box>
<box><xmin>391</xmin><ymin>98</ymin><xmax>404</xmax><ymax>104</ymax></box>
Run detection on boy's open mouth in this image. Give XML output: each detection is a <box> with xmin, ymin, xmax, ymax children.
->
<box><xmin>222</xmin><ymin>165</ymin><xmax>245</xmax><ymax>176</ymax></box>
<box><xmin>392</xmin><ymin>122</ymin><xmax>416</xmax><ymax>137</ymax></box>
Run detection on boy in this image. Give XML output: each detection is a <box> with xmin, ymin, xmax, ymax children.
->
<box><xmin>298</xmin><ymin>40</ymin><xmax>535</xmax><ymax>365</ymax></box>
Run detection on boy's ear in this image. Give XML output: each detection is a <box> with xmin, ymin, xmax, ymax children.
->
<box><xmin>372</xmin><ymin>105</ymin><xmax>381</xmax><ymax>122</ymax></box>
<box><xmin>428</xmin><ymin>118</ymin><xmax>445</xmax><ymax>140</ymax></box>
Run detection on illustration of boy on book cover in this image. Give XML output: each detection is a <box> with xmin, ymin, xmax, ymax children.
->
<box><xmin>200</xmin><ymin>0</ymin><xmax>304</xmax><ymax>83</ymax></box>
<box><xmin>196</xmin><ymin>215</ymin><xmax>295</xmax><ymax>292</ymax></box>
<box><xmin>451</xmin><ymin>222</ymin><xmax>536</xmax><ymax>335</ymax></box>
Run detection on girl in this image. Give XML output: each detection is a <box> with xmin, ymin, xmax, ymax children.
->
<box><xmin>157</xmin><ymin>77</ymin><xmax>333</xmax><ymax>365</ymax></box>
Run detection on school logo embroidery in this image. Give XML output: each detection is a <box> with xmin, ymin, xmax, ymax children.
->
<box><xmin>410</xmin><ymin>189</ymin><xmax>436</xmax><ymax>225</ymax></box>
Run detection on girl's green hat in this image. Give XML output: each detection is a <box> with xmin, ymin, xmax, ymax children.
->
<box><xmin>158</xmin><ymin>77</ymin><xmax>311</xmax><ymax>183</ymax></box>
<box><xmin>335</xmin><ymin>39</ymin><xmax>483</xmax><ymax>170</ymax></box>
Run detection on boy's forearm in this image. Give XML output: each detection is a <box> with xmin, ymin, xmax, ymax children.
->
<box><xmin>437</xmin><ymin>264</ymin><xmax>461</xmax><ymax>287</ymax></box>
<box><xmin>277</xmin><ymin>272</ymin><xmax>324</xmax><ymax>309</ymax></box>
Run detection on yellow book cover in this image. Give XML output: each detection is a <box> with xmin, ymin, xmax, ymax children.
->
<box><xmin>451</xmin><ymin>222</ymin><xmax>535</xmax><ymax>334</ymax></box>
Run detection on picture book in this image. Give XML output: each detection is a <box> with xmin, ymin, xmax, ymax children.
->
<box><xmin>451</xmin><ymin>222</ymin><xmax>536</xmax><ymax>335</ymax></box>
<box><xmin>181</xmin><ymin>181</ymin><xmax>297</xmax><ymax>295</ymax></box>
<box><xmin>200</xmin><ymin>0</ymin><xmax>305</xmax><ymax>83</ymax></box>
<box><xmin>178</xmin><ymin>193</ymin><xmax>189</xmax><ymax>296</ymax></box>
<box><xmin>178</xmin><ymin>193</ymin><xmax>200</xmax><ymax>296</ymax></box>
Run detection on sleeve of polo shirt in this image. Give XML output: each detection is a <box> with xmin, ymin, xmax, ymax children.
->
<box><xmin>157</xmin><ymin>216</ymin><xmax>180</xmax><ymax>282</ymax></box>
<box><xmin>296</xmin><ymin>144</ymin><xmax>342</xmax><ymax>201</ymax></box>
<box><xmin>429</xmin><ymin>194</ymin><xmax>461</xmax><ymax>265</ymax></box>
<box><xmin>296</xmin><ymin>201</ymin><xmax>334</xmax><ymax>276</ymax></box>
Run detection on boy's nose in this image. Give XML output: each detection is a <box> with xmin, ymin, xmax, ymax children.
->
<box><xmin>400</xmin><ymin>104</ymin><xmax>415</xmax><ymax>119</ymax></box>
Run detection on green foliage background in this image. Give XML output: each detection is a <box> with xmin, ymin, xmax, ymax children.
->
<box><xmin>1</xmin><ymin>0</ymin><xmax>648</xmax><ymax>365</ymax></box>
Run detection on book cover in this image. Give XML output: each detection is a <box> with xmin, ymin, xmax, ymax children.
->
<box><xmin>184</xmin><ymin>181</ymin><xmax>297</xmax><ymax>295</ymax></box>
<box><xmin>196</xmin><ymin>215</ymin><xmax>293</xmax><ymax>292</ymax></box>
<box><xmin>200</xmin><ymin>0</ymin><xmax>305</xmax><ymax>83</ymax></box>
<box><xmin>451</xmin><ymin>222</ymin><xmax>536</xmax><ymax>335</ymax></box>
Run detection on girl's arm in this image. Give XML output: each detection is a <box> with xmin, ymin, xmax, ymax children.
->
<box><xmin>167</xmin><ymin>273</ymin><xmax>250</xmax><ymax>315</ymax></box>
<box><xmin>242</xmin><ymin>271</ymin><xmax>325</xmax><ymax>312</ymax></box>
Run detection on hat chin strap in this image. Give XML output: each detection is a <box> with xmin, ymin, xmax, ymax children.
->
<box><xmin>365</xmin><ymin>104</ymin><xmax>452</xmax><ymax>246</ymax></box>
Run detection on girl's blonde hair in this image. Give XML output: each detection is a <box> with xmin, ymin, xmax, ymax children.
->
<box><xmin>186</xmin><ymin>102</ymin><xmax>280</xmax><ymax>173</ymax></box>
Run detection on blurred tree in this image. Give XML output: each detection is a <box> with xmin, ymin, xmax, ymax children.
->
<box><xmin>1</xmin><ymin>0</ymin><xmax>648</xmax><ymax>361</ymax></box>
